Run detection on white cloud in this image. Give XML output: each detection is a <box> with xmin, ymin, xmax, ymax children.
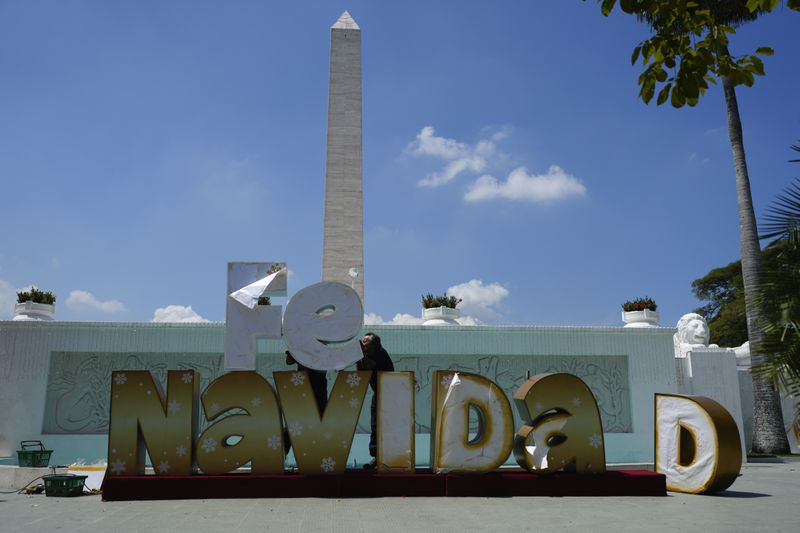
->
<box><xmin>464</xmin><ymin>165</ymin><xmax>586</xmax><ymax>204</ymax></box>
<box><xmin>447</xmin><ymin>280</ymin><xmax>509</xmax><ymax>323</ymax></box>
<box><xmin>66</xmin><ymin>290</ymin><xmax>126</xmax><ymax>314</ymax></box>
<box><xmin>0</xmin><ymin>279</ymin><xmax>16</xmax><ymax>319</ymax></box>
<box><xmin>364</xmin><ymin>311</ymin><xmax>480</xmax><ymax>326</ymax></box>
<box><xmin>152</xmin><ymin>305</ymin><xmax>209</xmax><ymax>323</ymax></box>
<box><xmin>455</xmin><ymin>315</ymin><xmax>481</xmax><ymax>326</ymax></box>
<box><xmin>407</xmin><ymin>126</ymin><xmax>500</xmax><ymax>188</ymax></box>
<box><xmin>407</xmin><ymin>126</ymin><xmax>470</xmax><ymax>160</ymax></box>
<box><xmin>364</xmin><ymin>312</ymin><xmax>422</xmax><ymax>326</ymax></box>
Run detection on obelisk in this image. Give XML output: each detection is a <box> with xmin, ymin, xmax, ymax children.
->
<box><xmin>322</xmin><ymin>11</ymin><xmax>364</xmax><ymax>303</ymax></box>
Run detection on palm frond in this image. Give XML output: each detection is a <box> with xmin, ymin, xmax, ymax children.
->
<box><xmin>760</xmin><ymin>179</ymin><xmax>800</xmax><ymax>242</ymax></box>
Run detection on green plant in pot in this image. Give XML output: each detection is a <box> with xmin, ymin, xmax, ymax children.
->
<box><xmin>17</xmin><ymin>287</ymin><xmax>56</xmax><ymax>305</ymax></box>
<box><xmin>621</xmin><ymin>296</ymin><xmax>659</xmax><ymax>327</ymax></box>
<box><xmin>422</xmin><ymin>293</ymin><xmax>461</xmax><ymax>309</ymax></box>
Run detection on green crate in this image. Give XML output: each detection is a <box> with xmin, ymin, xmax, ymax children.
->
<box><xmin>42</xmin><ymin>474</ymin><xmax>87</xmax><ymax>497</ymax></box>
<box><xmin>17</xmin><ymin>441</ymin><xmax>52</xmax><ymax>468</ymax></box>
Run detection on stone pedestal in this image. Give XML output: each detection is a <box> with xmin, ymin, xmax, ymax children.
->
<box><xmin>622</xmin><ymin>309</ymin><xmax>659</xmax><ymax>328</ymax></box>
<box><xmin>422</xmin><ymin>306</ymin><xmax>459</xmax><ymax>326</ymax></box>
<box><xmin>13</xmin><ymin>301</ymin><xmax>55</xmax><ymax>321</ymax></box>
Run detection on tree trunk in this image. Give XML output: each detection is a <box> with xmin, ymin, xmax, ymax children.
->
<box><xmin>722</xmin><ymin>75</ymin><xmax>790</xmax><ymax>454</ymax></box>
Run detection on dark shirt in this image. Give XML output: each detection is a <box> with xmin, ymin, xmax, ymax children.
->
<box><xmin>357</xmin><ymin>346</ymin><xmax>394</xmax><ymax>390</ymax></box>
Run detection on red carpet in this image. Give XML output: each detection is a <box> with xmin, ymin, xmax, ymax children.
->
<box><xmin>101</xmin><ymin>469</ymin><xmax>665</xmax><ymax>500</ymax></box>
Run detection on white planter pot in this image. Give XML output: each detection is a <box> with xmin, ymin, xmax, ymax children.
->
<box><xmin>13</xmin><ymin>301</ymin><xmax>56</xmax><ymax>321</ymax></box>
<box><xmin>422</xmin><ymin>306</ymin><xmax>460</xmax><ymax>326</ymax></box>
<box><xmin>622</xmin><ymin>309</ymin><xmax>659</xmax><ymax>328</ymax></box>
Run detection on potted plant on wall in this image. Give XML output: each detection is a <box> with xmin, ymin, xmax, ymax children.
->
<box><xmin>14</xmin><ymin>287</ymin><xmax>57</xmax><ymax>321</ymax></box>
<box><xmin>421</xmin><ymin>293</ymin><xmax>462</xmax><ymax>326</ymax></box>
<box><xmin>621</xmin><ymin>297</ymin><xmax>659</xmax><ymax>328</ymax></box>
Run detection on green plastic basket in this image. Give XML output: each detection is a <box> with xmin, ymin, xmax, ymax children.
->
<box><xmin>17</xmin><ymin>441</ymin><xmax>52</xmax><ymax>468</ymax></box>
<box><xmin>42</xmin><ymin>474</ymin><xmax>87</xmax><ymax>497</ymax></box>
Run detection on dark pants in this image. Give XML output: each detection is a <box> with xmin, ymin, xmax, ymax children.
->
<box><xmin>306</xmin><ymin>369</ymin><xmax>328</xmax><ymax>415</ymax></box>
<box><xmin>285</xmin><ymin>368</ymin><xmax>327</xmax><ymax>455</ymax></box>
<box><xmin>369</xmin><ymin>393</ymin><xmax>377</xmax><ymax>457</ymax></box>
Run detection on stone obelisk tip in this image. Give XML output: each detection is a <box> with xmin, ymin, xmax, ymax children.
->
<box><xmin>332</xmin><ymin>11</ymin><xmax>360</xmax><ymax>30</ymax></box>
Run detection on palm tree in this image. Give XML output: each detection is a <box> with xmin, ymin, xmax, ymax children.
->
<box><xmin>756</xmin><ymin>166</ymin><xmax>800</xmax><ymax>451</ymax></box>
<box><xmin>758</xmin><ymin>161</ymin><xmax>800</xmax><ymax>391</ymax></box>
<box><xmin>609</xmin><ymin>0</ymin><xmax>792</xmax><ymax>453</ymax></box>
<box><xmin>699</xmin><ymin>2</ymin><xmax>791</xmax><ymax>454</ymax></box>
<box><xmin>724</xmin><ymin>77</ymin><xmax>790</xmax><ymax>455</ymax></box>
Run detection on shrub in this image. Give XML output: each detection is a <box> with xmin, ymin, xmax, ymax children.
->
<box><xmin>622</xmin><ymin>297</ymin><xmax>657</xmax><ymax>312</ymax></box>
<box><xmin>422</xmin><ymin>293</ymin><xmax>462</xmax><ymax>309</ymax></box>
<box><xmin>17</xmin><ymin>287</ymin><xmax>56</xmax><ymax>305</ymax></box>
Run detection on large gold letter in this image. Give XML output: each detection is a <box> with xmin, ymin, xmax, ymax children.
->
<box><xmin>430</xmin><ymin>371</ymin><xmax>514</xmax><ymax>474</ymax></box>
<box><xmin>196</xmin><ymin>371</ymin><xmax>284</xmax><ymax>475</ymax></box>
<box><xmin>275</xmin><ymin>370</ymin><xmax>370</xmax><ymax>474</ymax></box>
<box><xmin>107</xmin><ymin>370</ymin><xmax>199</xmax><ymax>476</ymax></box>
<box><xmin>513</xmin><ymin>373</ymin><xmax>605</xmax><ymax>474</ymax></box>
<box><xmin>377</xmin><ymin>371</ymin><xmax>416</xmax><ymax>472</ymax></box>
<box><xmin>655</xmin><ymin>394</ymin><xmax>742</xmax><ymax>493</ymax></box>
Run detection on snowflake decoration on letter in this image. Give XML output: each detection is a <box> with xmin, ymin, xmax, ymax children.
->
<box><xmin>320</xmin><ymin>457</ymin><xmax>336</xmax><ymax>473</ymax></box>
<box><xmin>267</xmin><ymin>434</ymin><xmax>282</xmax><ymax>451</ymax></box>
<box><xmin>323</xmin><ymin>431</ymin><xmax>332</xmax><ymax>441</ymax></box>
<box><xmin>440</xmin><ymin>374</ymin><xmax>454</xmax><ymax>389</ymax></box>
<box><xmin>181</xmin><ymin>372</ymin><xmax>193</xmax><ymax>384</ymax></box>
<box><xmin>114</xmin><ymin>373</ymin><xmax>127</xmax><ymax>386</ymax></box>
<box><xmin>201</xmin><ymin>437</ymin><xmax>217</xmax><ymax>454</ymax></box>
<box><xmin>168</xmin><ymin>400</ymin><xmax>182</xmax><ymax>414</ymax></box>
<box><xmin>572</xmin><ymin>397</ymin><xmax>582</xmax><ymax>407</ymax></box>
<box><xmin>589</xmin><ymin>434</ymin><xmax>603</xmax><ymax>449</ymax></box>
<box><xmin>291</xmin><ymin>372</ymin><xmax>305</xmax><ymax>386</ymax></box>
<box><xmin>110</xmin><ymin>458</ymin><xmax>126</xmax><ymax>475</ymax></box>
<box><xmin>157</xmin><ymin>460</ymin><xmax>171</xmax><ymax>474</ymax></box>
<box><xmin>348</xmin><ymin>397</ymin><xmax>360</xmax><ymax>409</ymax></box>
<box><xmin>209</xmin><ymin>402</ymin><xmax>220</xmax><ymax>413</ymax></box>
<box><xmin>251</xmin><ymin>396</ymin><xmax>262</xmax><ymax>407</ymax></box>
<box><xmin>346</xmin><ymin>373</ymin><xmax>361</xmax><ymax>388</ymax></box>
<box><xmin>175</xmin><ymin>445</ymin><xmax>187</xmax><ymax>457</ymax></box>
<box><xmin>288</xmin><ymin>421</ymin><xmax>303</xmax><ymax>437</ymax></box>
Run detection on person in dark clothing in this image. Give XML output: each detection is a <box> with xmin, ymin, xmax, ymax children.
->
<box><xmin>285</xmin><ymin>350</ymin><xmax>328</xmax><ymax>415</ymax></box>
<box><xmin>356</xmin><ymin>332</ymin><xmax>394</xmax><ymax>470</ymax></box>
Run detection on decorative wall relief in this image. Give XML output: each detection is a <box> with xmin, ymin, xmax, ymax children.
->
<box><xmin>45</xmin><ymin>352</ymin><xmax>631</xmax><ymax>435</ymax></box>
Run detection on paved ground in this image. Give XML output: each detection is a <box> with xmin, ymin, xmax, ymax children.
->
<box><xmin>0</xmin><ymin>462</ymin><xmax>798</xmax><ymax>532</ymax></box>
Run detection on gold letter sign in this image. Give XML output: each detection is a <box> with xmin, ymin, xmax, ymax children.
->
<box><xmin>275</xmin><ymin>370</ymin><xmax>371</xmax><ymax>474</ymax></box>
<box><xmin>196</xmin><ymin>371</ymin><xmax>284</xmax><ymax>475</ymax></box>
<box><xmin>108</xmin><ymin>370</ymin><xmax>199</xmax><ymax>476</ymax></box>
<box><xmin>655</xmin><ymin>394</ymin><xmax>742</xmax><ymax>493</ymax></box>
<box><xmin>513</xmin><ymin>373</ymin><xmax>605</xmax><ymax>474</ymax></box>
<box><xmin>377</xmin><ymin>371</ymin><xmax>416</xmax><ymax>472</ymax></box>
<box><xmin>431</xmin><ymin>371</ymin><xmax>514</xmax><ymax>474</ymax></box>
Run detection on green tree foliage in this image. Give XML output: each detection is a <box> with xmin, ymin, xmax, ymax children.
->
<box><xmin>757</xmin><ymin>171</ymin><xmax>800</xmax><ymax>397</ymax></box>
<box><xmin>692</xmin><ymin>244</ymin><xmax>787</xmax><ymax>348</ymax></box>
<box><xmin>755</xmin><ymin>173</ymin><xmax>800</xmax><ymax>449</ymax></box>
<box><xmin>598</xmin><ymin>0</ymin><xmax>798</xmax><ymax>108</ymax></box>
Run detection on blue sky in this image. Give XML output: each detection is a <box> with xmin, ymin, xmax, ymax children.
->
<box><xmin>1</xmin><ymin>1</ymin><xmax>798</xmax><ymax>331</ymax></box>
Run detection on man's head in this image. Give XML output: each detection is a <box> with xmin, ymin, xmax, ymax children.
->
<box><xmin>360</xmin><ymin>332</ymin><xmax>381</xmax><ymax>355</ymax></box>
